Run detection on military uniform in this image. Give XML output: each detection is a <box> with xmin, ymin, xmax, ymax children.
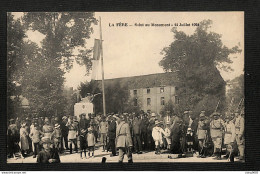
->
<box><xmin>223</xmin><ymin>117</ymin><xmax>236</xmax><ymax>161</ymax></box>
<box><xmin>107</xmin><ymin>116</ymin><xmax>117</xmax><ymax>156</ymax></box>
<box><xmin>210</xmin><ymin>112</ymin><xmax>225</xmax><ymax>159</ymax></box>
<box><xmin>197</xmin><ymin>112</ymin><xmax>209</xmax><ymax>157</ymax></box>
<box><xmin>116</xmin><ymin>117</ymin><xmax>133</xmax><ymax>163</ymax></box>
<box><xmin>132</xmin><ymin>117</ymin><xmax>142</xmax><ymax>153</ymax></box>
<box><xmin>66</xmin><ymin>119</ymin><xmax>78</xmax><ymax>154</ymax></box>
<box><xmin>234</xmin><ymin>112</ymin><xmax>244</xmax><ymax>160</ymax></box>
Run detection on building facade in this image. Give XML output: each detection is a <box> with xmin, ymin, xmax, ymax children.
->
<box><xmin>129</xmin><ymin>85</ymin><xmax>178</xmax><ymax>114</ymax></box>
<box><xmin>97</xmin><ymin>72</ymin><xmax>179</xmax><ymax>114</ymax></box>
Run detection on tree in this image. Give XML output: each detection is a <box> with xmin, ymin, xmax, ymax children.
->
<box><xmin>19</xmin><ymin>12</ymin><xmax>97</xmax><ymax>117</ymax></box>
<box><xmin>159</xmin><ymin>20</ymin><xmax>242</xmax><ymax>117</ymax></box>
<box><xmin>7</xmin><ymin>13</ymin><xmax>27</xmax><ymax>119</ymax></box>
<box><xmin>226</xmin><ymin>74</ymin><xmax>244</xmax><ymax>112</ymax></box>
<box><xmin>160</xmin><ymin>99</ymin><xmax>175</xmax><ymax>116</ymax></box>
<box><xmin>105</xmin><ymin>81</ymin><xmax>129</xmax><ymax>114</ymax></box>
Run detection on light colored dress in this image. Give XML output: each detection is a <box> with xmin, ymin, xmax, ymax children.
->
<box><xmin>20</xmin><ymin>127</ymin><xmax>29</xmax><ymax>150</ymax></box>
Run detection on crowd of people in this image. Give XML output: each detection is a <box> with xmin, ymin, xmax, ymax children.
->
<box><xmin>7</xmin><ymin>109</ymin><xmax>245</xmax><ymax>163</ymax></box>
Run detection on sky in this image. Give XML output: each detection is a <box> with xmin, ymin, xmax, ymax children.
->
<box><xmin>13</xmin><ymin>12</ymin><xmax>244</xmax><ymax>89</ymax></box>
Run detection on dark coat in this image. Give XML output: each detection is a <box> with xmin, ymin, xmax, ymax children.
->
<box><xmin>108</xmin><ymin>120</ymin><xmax>116</xmax><ymax>140</ymax></box>
<box><xmin>79</xmin><ymin>119</ymin><xmax>87</xmax><ymax>130</ymax></box>
<box><xmin>37</xmin><ymin>148</ymin><xmax>60</xmax><ymax>163</ymax></box>
<box><xmin>60</xmin><ymin>121</ymin><xmax>69</xmax><ymax>136</ymax></box>
<box><xmin>140</xmin><ymin>118</ymin><xmax>149</xmax><ymax>133</ymax></box>
<box><xmin>132</xmin><ymin>119</ymin><xmax>142</xmax><ymax>135</ymax></box>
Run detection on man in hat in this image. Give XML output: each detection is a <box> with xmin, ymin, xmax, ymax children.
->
<box><xmin>29</xmin><ymin>122</ymin><xmax>41</xmax><ymax>158</ymax></box>
<box><xmin>132</xmin><ymin>114</ymin><xmax>142</xmax><ymax>154</ymax></box>
<box><xmin>234</xmin><ymin>110</ymin><xmax>244</xmax><ymax>161</ymax></box>
<box><xmin>116</xmin><ymin>114</ymin><xmax>133</xmax><ymax>163</ymax></box>
<box><xmin>107</xmin><ymin>115</ymin><xmax>117</xmax><ymax>156</ymax></box>
<box><xmin>79</xmin><ymin>113</ymin><xmax>87</xmax><ymax>130</ymax></box>
<box><xmin>223</xmin><ymin>115</ymin><xmax>236</xmax><ymax>162</ymax></box>
<box><xmin>50</xmin><ymin>116</ymin><xmax>56</xmax><ymax>127</ymax></box>
<box><xmin>147</xmin><ymin>113</ymin><xmax>156</xmax><ymax>151</ymax></box>
<box><xmin>52</xmin><ymin>123</ymin><xmax>62</xmax><ymax>152</ymax></box>
<box><xmin>60</xmin><ymin>116</ymin><xmax>69</xmax><ymax>152</ymax></box>
<box><xmin>210</xmin><ymin>112</ymin><xmax>225</xmax><ymax>160</ymax></box>
<box><xmin>37</xmin><ymin>137</ymin><xmax>60</xmax><ymax>163</ymax></box>
<box><xmin>66</xmin><ymin>115</ymin><xmax>78</xmax><ymax>154</ymax></box>
<box><xmin>170</xmin><ymin>116</ymin><xmax>181</xmax><ymax>154</ymax></box>
<box><xmin>99</xmin><ymin>116</ymin><xmax>108</xmax><ymax>152</ymax></box>
<box><xmin>197</xmin><ymin>111</ymin><xmax>209</xmax><ymax>158</ymax></box>
<box><xmin>140</xmin><ymin>113</ymin><xmax>149</xmax><ymax>151</ymax></box>
<box><xmin>7</xmin><ymin>118</ymin><xmax>19</xmax><ymax>159</ymax></box>
<box><xmin>42</xmin><ymin>118</ymin><xmax>54</xmax><ymax>139</ymax></box>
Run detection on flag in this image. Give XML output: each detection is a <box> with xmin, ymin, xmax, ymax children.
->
<box><xmin>93</xmin><ymin>39</ymin><xmax>101</xmax><ymax>60</ymax></box>
<box><xmin>91</xmin><ymin>39</ymin><xmax>101</xmax><ymax>80</ymax></box>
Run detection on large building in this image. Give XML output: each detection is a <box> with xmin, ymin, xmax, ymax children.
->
<box><xmin>98</xmin><ymin>72</ymin><xmax>179</xmax><ymax>114</ymax></box>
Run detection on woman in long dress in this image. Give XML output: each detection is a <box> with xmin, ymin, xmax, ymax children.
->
<box><xmin>20</xmin><ymin>122</ymin><xmax>29</xmax><ymax>158</ymax></box>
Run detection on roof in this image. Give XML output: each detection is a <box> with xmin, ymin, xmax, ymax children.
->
<box><xmin>96</xmin><ymin>72</ymin><xmax>179</xmax><ymax>89</ymax></box>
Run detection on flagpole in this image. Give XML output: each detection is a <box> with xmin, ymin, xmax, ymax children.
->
<box><xmin>99</xmin><ymin>16</ymin><xmax>106</xmax><ymax>117</ymax></box>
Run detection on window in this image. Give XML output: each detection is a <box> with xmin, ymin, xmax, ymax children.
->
<box><xmin>161</xmin><ymin>97</ymin><xmax>165</xmax><ymax>105</ymax></box>
<box><xmin>175</xmin><ymin>96</ymin><xmax>179</xmax><ymax>104</ymax></box>
<box><xmin>133</xmin><ymin>89</ymin><xmax>137</xmax><ymax>95</ymax></box>
<box><xmin>147</xmin><ymin>88</ymin><xmax>150</xmax><ymax>94</ymax></box>
<box><xmin>160</xmin><ymin>87</ymin><xmax>164</xmax><ymax>93</ymax></box>
<box><xmin>147</xmin><ymin>98</ymin><xmax>151</xmax><ymax>106</ymax></box>
<box><xmin>134</xmin><ymin>98</ymin><xmax>138</xmax><ymax>106</ymax></box>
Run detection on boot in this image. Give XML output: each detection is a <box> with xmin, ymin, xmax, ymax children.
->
<box><xmin>229</xmin><ymin>153</ymin><xmax>234</xmax><ymax>162</ymax></box>
<box><xmin>217</xmin><ymin>152</ymin><xmax>221</xmax><ymax>160</ymax></box>
<box><xmin>80</xmin><ymin>152</ymin><xmax>83</xmax><ymax>159</ymax></box>
<box><xmin>84</xmin><ymin>151</ymin><xmax>86</xmax><ymax>158</ymax></box>
<box><xmin>70</xmin><ymin>144</ymin><xmax>72</xmax><ymax>154</ymax></box>
<box><xmin>128</xmin><ymin>159</ymin><xmax>133</xmax><ymax>163</ymax></box>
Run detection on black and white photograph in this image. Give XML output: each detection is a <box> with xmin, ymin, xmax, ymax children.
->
<box><xmin>7</xmin><ymin>12</ymin><xmax>244</xmax><ymax>163</ymax></box>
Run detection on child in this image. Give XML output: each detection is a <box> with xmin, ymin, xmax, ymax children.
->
<box><xmin>79</xmin><ymin>129</ymin><xmax>87</xmax><ymax>159</ymax></box>
<box><xmin>186</xmin><ymin>128</ymin><xmax>195</xmax><ymax>153</ymax></box>
<box><xmin>87</xmin><ymin>127</ymin><xmax>96</xmax><ymax>158</ymax></box>
<box><xmin>152</xmin><ymin>120</ymin><xmax>164</xmax><ymax>154</ymax></box>
<box><xmin>163</xmin><ymin>122</ymin><xmax>172</xmax><ymax>150</ymax></box>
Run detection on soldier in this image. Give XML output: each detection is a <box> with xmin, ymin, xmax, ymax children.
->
<box><xmin>234</xmin><ymin>110</ymin><xmax>245</xmax><ymax>161</ymax></box>
<box><xmin>197</xmin><ymin>111</ymin><xmax>209</xmax><ymax>158</ymax></box>
<box><xmin>79</xmin><ymin>113</ymin><xmax>87</xmax><ymax>130</ymax></box>
<box><xmin>132</xmin><ymin>114</ymin><xmax>142</xmax><ymax>154</ymax></box>
<box><xmin>99</xmin><ymin>116</ymin><xmax>108</xmax><ymax>152</ymax></box>
<box><xmin>116</xmin><ymin>114</ymin><xmax>133</xmax><ymax>163</ymax></box>
<box><xmin>42</xmin><ymin>118</ymin><xmax>54</xmax><ymax>139</ymax></box>
<box><xmin>210</xmin><ymin>112</ymin><xmax>225</xmax><ymax>160</ymax></box>
<box><xmin>7</xmin><ymin>118</ymin><xmax>19</xmax><ymax>159</ymax></box>
<box><xmin>66</xmin><ymin>116</ymin><xmax>78</xmax><ymax>154</ymax></box>
<box><xmin>107</xmin><ymin>115</ymin><xmax>117</xmax><ymax>157</ymax></box>
<box><xmin>223</xmin><ymin>115</ymin><xmax>236</xmax><ymax>162</ymax></box>
<box><xmin>140</xmin><ymin>113</ymin><xmax>149</xmax><ymax>151</ymax></box>
<box><xmin>60</xmin><ymin>116</ymin><xmax>69</xmax><ymax>152</ymax></box>
<box><xmin>147</xmin><ymin>113</ymin><xmax>156</xmax><ymax>151</ymax></box>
